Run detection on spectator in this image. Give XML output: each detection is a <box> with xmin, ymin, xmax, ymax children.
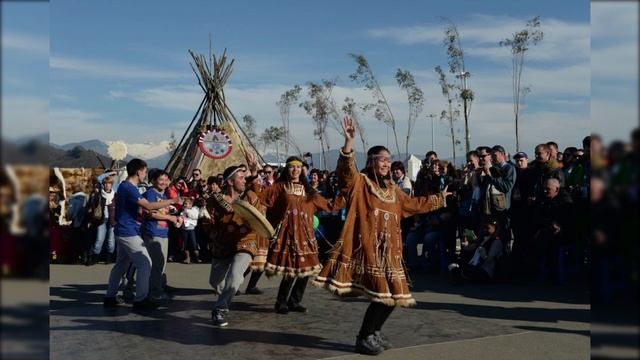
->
<box><xmin>181</xmin><ymin>197</ymin><xmax>200</xmax><ymax>263</ymax></box>
<box><xmin>530</xmin><ymin>143</ymin><xmax>565</xmax><ymax>199</ymax></box>
<box><xmin>189</xmin><ymin>168</ymin><xmax>203</xmax><ymax>191</ymax></box>
<box><xmin>510</xmin><ymin>151</ymin><xmax>536</xmax><ymax>279</ymax></box>
<box><xmin>449</xmin><ymin>217</ymin><xmax>504</xmax><ymax>283</ymax></box>
<box><xmin>262</xmin><ymin>165</ymin><xmax>276</xmax><ymax>187</ymax></box>
<box><xmin>86</xmin><ymin>177</ymin><xmax>116</xmax><ymax>266</ymax></box>
<box><xmin>67</xmin><ymin>183</ymin><xmax>89</xmax><ymax>264</ymax></box>
<box><xmin>546</xmin><ymin>141</ymin><xmax>562</xmax><ymax>168</ymax></box>
<box><xmin>391</xmin><ymin>161</ymin><xmax>413</xmax><ymax>195</ymax></box>
<box><xmin>481</xmin><ymin>145</ymin><xmax>516</xmax><ymax>244</ymax></box>
<box><xmin>532</xmin><ymin>178</ymin><xmax>574</xmax><ymax>282</ymax></box>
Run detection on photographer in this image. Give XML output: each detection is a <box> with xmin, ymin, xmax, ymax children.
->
<box><xmin>479</xmin><ymin>146</ymin><xmax>516</xmax><ymax>245</ymax></box>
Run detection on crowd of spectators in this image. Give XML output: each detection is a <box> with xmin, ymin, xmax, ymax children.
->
<box><xmin>45</xmin><ymin>130</ymin><xmax>638</xmax><ymax>303</ymax></box>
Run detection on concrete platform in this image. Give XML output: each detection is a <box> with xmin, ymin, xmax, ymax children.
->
<box><xmin>50</xmin><ymin>263</ymin><xmax>590</xmax><ymax>359</ymax></box>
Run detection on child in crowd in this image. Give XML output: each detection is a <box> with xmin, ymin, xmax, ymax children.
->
<box><xmin>181</xmin><ymin>197</ymin><xmax>200</xmax><ymax>263</ymax></box>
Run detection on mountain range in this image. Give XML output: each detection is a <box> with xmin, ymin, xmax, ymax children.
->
<box><xmin>48</xmin><ymin>139</ymin><xmax>443</xmax><ymax>171</ymax></box>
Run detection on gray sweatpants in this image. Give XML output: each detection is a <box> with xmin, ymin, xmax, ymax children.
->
<box><xmin>106</xmin><ymin>235</ymin><xmax>152</xmax><ymax>302</ymax></box>
<box><xmin>144</xmin><ymin>235</ymin><xmax>168</xmax><ymax>296</ymax></box>
<box><xmin>209</xmin><ymin>252</ymin><xmax>252</xmax><ymax>311</ymax></box>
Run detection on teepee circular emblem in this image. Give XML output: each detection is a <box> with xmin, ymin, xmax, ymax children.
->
<box><xmin>198</xmin><ymin>129</ymin><xmax>233</xmax><ymax>159</ymax></box>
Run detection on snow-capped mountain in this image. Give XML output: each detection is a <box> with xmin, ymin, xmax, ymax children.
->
<box><xmin>105</xmin><ymin>140</ymin><xmax>171</xmax><ymax>160</ymax></box>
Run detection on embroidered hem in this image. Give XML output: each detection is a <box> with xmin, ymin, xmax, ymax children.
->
<box><xmin>312</xmin><ymin>276</ymin><xmax>416</xmax><ymax>307</ymax></box>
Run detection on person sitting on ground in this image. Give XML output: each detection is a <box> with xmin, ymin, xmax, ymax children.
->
<box><xmin>449</xmin><ymin>217</ymin><xmax>503</xmax><ymax>283</ymax></box>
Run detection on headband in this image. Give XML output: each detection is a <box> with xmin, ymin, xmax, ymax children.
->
<box><xmin>287</xmin><ymin>160</ymin><xmax>303</xmax><ymax>167</ymax></box>
<box><xmin>223</xmin><ymin>167</ymin><xmax>243</xmax><ymax>183</ymax></box>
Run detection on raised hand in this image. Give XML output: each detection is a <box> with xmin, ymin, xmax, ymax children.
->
<box><xmin>245</xmin><ymin>151</ymin><xmax>259</xmax><ymax>174</ymax></box>
<box><xmin>341</xmin><ymin>116</ymin><xmax>356</xmax><ymax>141</ymax></box>
<box><xmin>341</xmin><ymin>116</ymin><xmax>356</xmax><ymax>154</ymax></box>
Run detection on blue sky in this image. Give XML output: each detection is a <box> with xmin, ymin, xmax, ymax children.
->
<box><xmin>2</xmin><ymin>0</ymin><xmax>637</xmax><ymax>159</ymax></box>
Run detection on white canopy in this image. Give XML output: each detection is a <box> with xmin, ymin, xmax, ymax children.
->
<box><xmin>407</xmin><ymin>154</ymin><xmax>422</xmax><ymax>182</ymax></box>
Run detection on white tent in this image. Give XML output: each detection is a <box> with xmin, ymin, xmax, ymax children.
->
<box><xmin>406</xmin><ymin>154</ymin><xmax>422</xmax><ymax>182</ymax></box>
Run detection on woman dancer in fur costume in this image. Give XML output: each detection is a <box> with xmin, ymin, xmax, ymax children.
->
<box><xmin>252</xmin><ymin>155</ymin><xmax>335</xmax><ymax>314</ymax></box>
<box><xmin>313</xmin><ymin>117</ymin><xmax>450</xmax><ymax>355</ymax></box>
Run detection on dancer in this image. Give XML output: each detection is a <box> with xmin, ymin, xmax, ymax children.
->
<box><xmin>206</xmin><ymin>165</ymin><xmax>265</xmax><ymax>327</ymax></box>
<box><xmin>142</xmin><ymin>170</ymin><xmax>182</xmax><ymax>302</ymax></box>
<box><xmin>251</xmin><ymin>156</ymin><xmax>335</xmax><ymax>314</ymax></box>
<box><xmin>313</xmin><ymin>117</ymin><xmax>450</xmax><ymax>355</ymax></box>
<box><xmin>103</xmin><ymin>159</ymin><xmax>182</xmax><ymax>310</ymax></box>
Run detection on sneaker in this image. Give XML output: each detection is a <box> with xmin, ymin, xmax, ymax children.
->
<box><xmin>123</xmin><ymin>288</ymin><xmax>135</xmax><ymax>302</ymax></box>
<box><xmin>132</xmin><ymin>297</ymin><xmax>161</xmax><ymax>311</ymax></box>
<box><xmin>355</xmin><ymin>334</ymin><xmax>384</xmax><ymax>355</ymax></box>
<box><xmin>287</xmin><ymin>304</ymin><xmax>308</xmax><ymax>313</ymax></box>
<box><xmin>149</xmin><ymin>292</ymin><xmax>171</xmax><ymax>303</ymax></box>
<box><xmin>245</xmin><ymin>287</ymin><xmax>264</xmax><ymax>295</ymax></box>
<box><xmin>374</xmin><ymin>331</ymin><xmax>392</xmax><ymax>350</ymax></box>
<box><xmin>103</xmin><ymin>295</ymin><xmax>124</xmax><ymax>308</ymax></box>
<box><xmin>274</xmin><ymin>303</ymin><xmax>289</xmax><ymax>314</ymax></box>
<box><xmin>211</xmin><ymin>309</ymin><xmax>228</xmax><ymax>327</ymax></box>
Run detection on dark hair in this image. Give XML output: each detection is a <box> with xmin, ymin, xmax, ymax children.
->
<box><xmin>364</xmin><ymin>145</ymin><xmax>391</xmax><ymax>187</ymax></box>
<box><xmin>582</xmin><ymin>136</ymin><xmax>591</xmax><ymax>149</ymax></box>
<box><xmin>546</xmin><ymin>141</ymin><xmax>558</xmax><ymax>149</ymax></box>
<box><xmin>222</xmin><ymin>166</ymin><xmax>243</xmax><ymax>183</ymax></box>
<box><xmin>126</xmin><ymin>158</ymin><xmax>147</xmax><ymax>177</ymax></box>
<box><xmin>425</xmin><ymin>150</ymin><xmax>437</xmax><ymax>159</ymax></box>
<box><xmin>207</xmin><ymin>176</ymin><xmax>217</xmax><ymax>185</ymax></box>
<box><xmin>310</xmin><ymin>168</ymin><xmax>322</xmax><ymax>177</ymax></box>
<box><xmin>279</xmin><ymin>156</ymin><xmax>316</xmax><ymax>196</ymax></box>
<box><xmin>476</xmin><ymin>146</ymin><xmax>491</xmax><ymax>155</ymax></box>
<box><xmin>466</xmin><ymin>150</ymin><xmax>479</xmax><ymax>159</ymax></box>
<box><xmin>150</xmin><ymin>169</ymin><xmax>169</xmax><ymax>182</ymax></box>
<box><xmin>391</xmin><ymin>161</ymin><xmax>405</xmax><ymax>174</ymax></box>
<box><xmin>491</xmin><ymin>145</ymin><xmax>506</xmax><ymax>154</ymax></box>
<box><xmin>192</xmin><ymin>168</ymin><xmax>202</xmax><ymax>174</ymax></box>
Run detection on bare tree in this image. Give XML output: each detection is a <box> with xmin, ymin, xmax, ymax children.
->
<box><xmin>348</xmin><ymin>53</ymin><xmax>401</xmax><ymax>159</ymax></box>
<box><xmin>441</xmin><ymin>17</ymin><xmax>474</xmax><ymax>154</ymax></box>
<box><xmin>342</xmin><ymin>97</ymin><xmax>368</xmax><ymax>155</ymax></box>
<box><xmin>395</xmin><ymin>69</ymin><xmax>424</xmax><ymax>161</ymax></box>
<box><xmin>241</xmin><ymin>114</ymin><xmax>257</xmax><ymax>142</ymax></box>
<box><xmin>435</xmin><ymin>66</ymin><xmax>460</xmax><ymax>165</ymax></box>
<box><xmin>499</xmin><ymin>16</ymin><xmax>544</xmax><ymax>151</ymax></box>
<box><xmin>276</xmin><ymin>85</ymin><xmax>302</xmax><ymax>156</ymax></box>
<box><xmin>300</xmin><ymin>82</ymin><xmax>332</xmax><ymax>169</ymax></box>
<box><xmin>261</xmin><ymin>126</ymin><xmax>285</xmax><ymax>164</ymax></box>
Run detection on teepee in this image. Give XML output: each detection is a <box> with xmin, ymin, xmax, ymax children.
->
<box><xmin>165</xmin><ymin>42</ymin><xmax>265</xmax><ymax>179</ymax></box>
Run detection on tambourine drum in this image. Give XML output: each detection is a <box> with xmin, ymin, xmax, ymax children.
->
<box><xmin>232</xmin><ymin>199</ymin><xmax>276</xmax><ymax>239</ymax></box>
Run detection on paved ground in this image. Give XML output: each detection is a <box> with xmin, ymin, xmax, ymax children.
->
<box><xmin>49</xmin><ymin>263</ymin><xmax>590</xmax><ymax>360</ymax></box>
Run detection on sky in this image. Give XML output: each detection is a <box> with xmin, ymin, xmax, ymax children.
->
<box><xmin>1</xmin><ymin>0</ymin><xmax>637</xmax><ymax>160</ymax></box>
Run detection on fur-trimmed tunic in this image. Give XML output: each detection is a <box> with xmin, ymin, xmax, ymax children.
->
<box><xmin>312</xmin><ymin>150</ymin><xmax>446</xmax><ymax>306</ymax></box>
<box><xmin>206</xmin><ymin>191</ymin><xmax>268</xmax><ymax>270</ymax></box>
<box><xmin>254</xmin><ymin>182</ymin><xmax>333</xmax><ymax>278</ymax></box>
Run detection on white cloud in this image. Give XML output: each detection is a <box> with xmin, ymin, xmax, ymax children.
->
<box><xmin>1</xmin><ymin>97</ymin><xmax>49</xmax><ymax>140</ymax></box>
<box><xmin>367</xmin><ymin>16</ymin><xmax>589</xmax><ymax>63</ymax></box>
<box><xmin>50</xmin><ymin>55</ymin><xmax>187</xmax><ymax>80</ymax></box>
<box><xmin>591</xmin><ymin>2</ymin><xmax>639</xmax><ymax>43</ymax></box>
<box><xmin>2</xmin><ymin>32</ymin><xmax>49</xmax><ymax>54</ymax></box>
<box><xmin>49</xmin><ymin>108</ymin><xmax>172</xmax><ymax>145</ymax></box>
<box><xmin>109</xmin><ymin>86</ymin><xmax>201</xmax><ymax>111</ymax></box>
